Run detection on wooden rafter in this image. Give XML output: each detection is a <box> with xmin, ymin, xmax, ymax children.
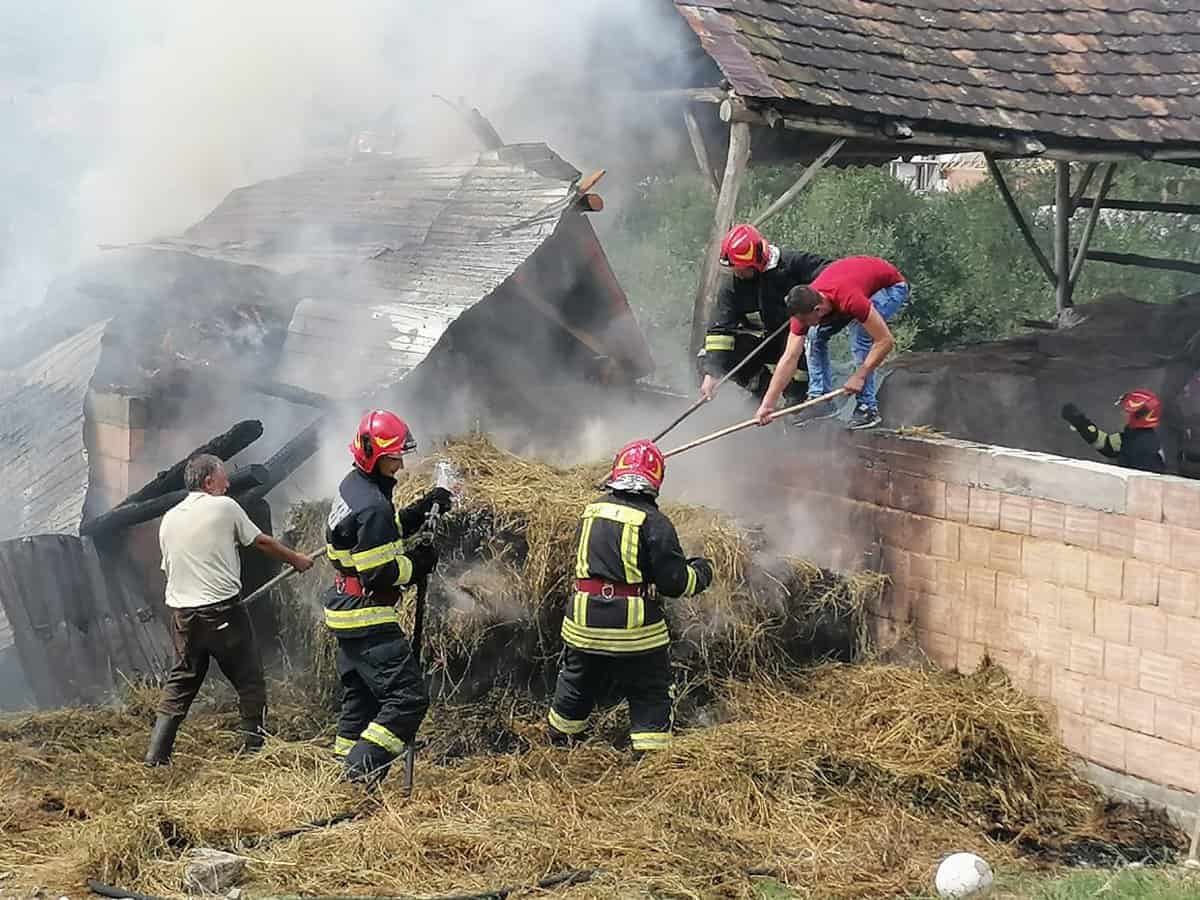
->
<box><xmin>984</xmin><ymin>153</ymin><xmax>1056</xmax><ymax>286</ymax></box>
<box><xmin>752</xmin><ymin>138</ymin><xmax>846</xmax><ymax>228</ymax></box>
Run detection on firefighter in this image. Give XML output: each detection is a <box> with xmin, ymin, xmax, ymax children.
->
<box><xmin>1061</xmin><ymin>390</ymin><xmax>1166</xmax><ymax>473</ymax></box>
<box><xmin>324</xmin><ymin>410</ymin><xmax>451</xmax><ymax>784</ymax></box>
<box><xmin>699</xmin><ymin>223</ymin><xmax>832</xmax><ymax>405</ymax></box>
<box><xmin>547</xmin><ymin>439</ymin><xmax>714</xmax><ymax>754</ymax></box>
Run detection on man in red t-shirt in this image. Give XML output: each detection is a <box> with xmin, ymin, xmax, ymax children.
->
<box><xmin>755</xmin><ymin>256</ymin><xmax>909</xmax><ymax>430</ymax></box>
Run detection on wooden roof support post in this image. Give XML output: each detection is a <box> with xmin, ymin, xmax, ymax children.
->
<box><xmin>752</xmin><ymin>137</ymin><xmax>846</xmax><ymax>228</ymax></box>
<box><xmin>1054</xmin><ymin>161</ymin><xmax>1073</xmax><ymax>311</ymax></box>
<box><xmin>984</xmin><ymin>153</ymin><xmax>1056</xmax><ymax>286</ymax></box>
<box><xmin>688</xmin><ymin>117</ymin><xmax>752</xmax><ymax>361</ymax></box>
<box><xmin>1067</xmin><ymin>163</ymin><xmax>1118</xmax><ymax>290</ymax></box>
<box><xmin>1070</xmin><ymin>163</ymin><xmax>1099</xmax><ymax>210</ymax></box>
<box><xmin>683</xmin><ymin>108</ymin><xmax>719</xmax><ymax>197</ymax></box>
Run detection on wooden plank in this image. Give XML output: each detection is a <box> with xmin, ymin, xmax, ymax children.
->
<box><xmin>1085</xmin><ymin>250</ymin><xmax>1200</xmax><ymax>275</ymax></box>
<box><xmin>684</xmin><ymin>108</ymin><xmax>719</xmax><ymax>197</ymax></box>
<box><xmin>1055</xmin><ymin>161</ymin><xmax>1072</xmax><ymax>311</ymax></box>
<box><xmin>984</xmin><ymin>154</ymin><xmax>1056</xmax><ymax>286</ymax></box>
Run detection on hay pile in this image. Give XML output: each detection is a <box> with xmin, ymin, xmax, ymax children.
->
<box><xmin>277</xmin><ymin>435</ymin><xmax>882</xmax><ymax>705</ymax></box>
<box><xmin>0</xmin><ymin>665</ymin><xmax>1182</xmax><ymax>899</ymax></box>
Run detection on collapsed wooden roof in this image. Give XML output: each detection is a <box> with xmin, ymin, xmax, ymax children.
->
<box><xmin>673</xmin><ymin>0</ymin><xmax>1200</xmax><ymax>160</ymax></box>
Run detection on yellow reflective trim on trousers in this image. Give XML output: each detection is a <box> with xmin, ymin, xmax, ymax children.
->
<box><xmin>351</xmin><ymin>540</ymin><xmax>405</xmax><ymax>571</ymax></box>
<box><xmin>684</xmin><ymin>565</ymin><xmax>698</xmax><ymax>597</ymax></box>
<box><xmin>575</xmin><ymin>517</ymin><xmax>595</xmax><ymax>579</ymax></box>
<box><xmin>573</xmin><ymin>591</ymin><xmax>587</xmax><ymax>626</ymax></box>
<box><xmin>584</xmin><ymin>502</ymin><xmax>647</xmax><ymax>528</ymax></box>
<box><xmin>391</xmin><ymin>554</ymin><xmax>414</xmax><ymax>586</ymax></box>
<box><xmin>323</xmin><ymin>605</ymin><xmax>399</xmax><ymax>629</ymax></box>
<box><xmin>333</xmin><ymin>735</ymin><xmax>355</xmax><ymax>757</ymax></box>
<box><xmin>630</xmin><ymin>731</ymin><xmax>671</xmax><ymax>750</ymax></box>
<box><xmin>620</xmin><ymin>523</ymin><xmax>642</xmax><ymax>583</ymax></box>
<box><xmin>361</xmin><ymin>721</ymin><xmax>405</xmax><ymax>754</ymax></box>
<box><xmin>561</xmin><ymin>618</ymin><xmax>668</xmax><ymax>653</ymax></box>
<box><xmin>548</xmin><ymin>708</ymin><xmax>588</xmax><ymax>735</ymax></box>
<box><xmin>704</xmin><ymin>334</ymin><xmax>735</xmax><ymax>352</ymax></box>
<box><xmin>624</xmin><ymin>596</ymin><xmax>645</xmax><ymax>629</ymax></box>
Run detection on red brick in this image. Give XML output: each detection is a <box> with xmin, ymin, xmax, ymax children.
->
<box><xmin>1031</xmin><ymin>499</ymin><xmax>1066</xmax><ymax>541</ymax></box>
<box><xmin>929</xmin><ymin>520</ymin><xmax>960</xmax><ymax>561</ymax></box>
<box><xmin>960</xmin><ymin>526</ymin><xmax>991</xmax><ymax>567</ymax></box>
<box><xmin>1084</xmin><ymin>677</ymin><xmax>1120</xmax><ymax>724</ymax></box>
<box><xmin>1166</xmin><ymin>615</ymin><xmax>1200</xmax><ymax>665</ymax></box>
<box><xmin>1027</xmin><ymin>580</ymin><xmax>1059</xmax><ymax>625</ymax></box>
<box><xmin>1069</xmin><ymin>634</ymin><xmax>1106</xmax><ymax>676</ymax></box>
<box><xmin>1022</xmin><ymin>537</ymin><xmax>1058</xmax><ymax>583</ymax></box>
<box><xmin>1039</xmin><ymin>624</ymin><xmax>1075</xmax><ymax>661</ymax></box>
<box><xmin>958</xmin><ymin>639</ymin><xmax>986</xmax><ymax>673</ymax></box>
<box><xmin>999</xmin><ymin>494</ymin><xmax>1033</xmax><ymax>535</ymax></box>
<box><xmin>1087</xmin><ymin>552</ymin><xmax>1124</xmax><ymax>599</ymax></box>
<box><xmin>920</xmin><ymin>629</ymin><xmax>959</xmax><ymax>669</ymax></box>
<box><xmin>1134</xmin><ymin>519</ymin><xmax>1172</xmax><ymax>566</ymax></box>
<box><xmin>1058</xmin><ymin>711</ymin><xmax>1089</xmax><ymax>755</ymax></box>
<box><xmin>995</xmin><ymin>574</ymin><xmax>1029</xmax><ymax>615</ymax></box>
<box><xmin>1139</xmin><ymin>649</ymin><xmax>1181</xmax><ymax>697</ymax></box>
<box><xmin>1122</xmin><ymin>559</ymin><xmax>1159</xmax><ymax>606</ymax></box>
<box><xmin>1089</xmin><ymin>722</ymin><xmax>1127</xmax><ymax>770</ymax></box>
<box><xmin>945</xmin><ymin>483</ymin><xmax>970</xmax><ymax>524</ymax></box>
<box><xmin>936</xmin><ymin>559</ymin><xmax>966</xmax><ymax>601</ymax></box>
<box><xmin>1130</xmin><ymin>606</ymin><xmax>1168</xmax><ymax>653</ymax></box>
<box><xmin>1053</xmin><ymin>668</ymin><xmax>1086</xmax><ymax>715</ymax></box>
<box><xmin>1170</xmin><ymin>527</ymin><xmax>1200</xmax><ymax>572</ymax></box>
<box><xmin>1154</xmin><ymin>697</ymin><xmax>1195</xmax><ymax>746</ymax></box>
<box><xmin>1127</xmin><ymin>477</ymin><xmax>1164</xmax><ymax>523</ymax></box>
<box><xmin>968</xmin><ymin>488</ymin><xmax>1002</xmax><ymax>529</ymax></box>
<box><xmin>1064</xmin><ymin>506</ymin><xmax>1100</xmax><ymax>550</ymax></box>
<box><xmin>1158</xmin><ymin>569</ymin><xmax>1200</xmax><ymax>618</ymax></box>
<box><xmin>1059</xmin><ymin>544</ymin><xmax>1089</xmax><ymax>590</ymax></box>
<box><xmin>1104</xmin><ymin>642</ymin><xmax>1142</xmax><ymax>688</ymax></box>
<box><xmin>1163</xmin><ymin>481</ymin><xmax>1200</xmax><ymax>530</ymax></box>
<box><xmin>1118</xmin><ymin>686</ymin><xmax>1157</xmax><ymax>734</ymax></box>
<box><xmin>1094</xmin><ymin>599</ymin><xmax>1131</xmax><ymax>644</ymax></box>
<box><xmin>965</xmin><ymin>568</ymin><xmax>997</xmax><ymax>607</ymax></box>
<box><xmin>1059</xmin><ymin>588</ymin><xmax>1095</xmax><ymax>633</ymax></box>
<box><xmin>990</xmin><ymin>531</ymin><xmax>1023</xmax><ymax>575</ymax></box>
<box><xmin>907</xmin><ymin>552</ymin><xmax>938</xmax><ymax>595</ymax></box>
<box><xmin>1126</xmin><ymin>732</ymin><xmax>1200</xmax><ymax>791</ymax></box>
<box><xmin>1098</xmin><ymin>513</ymin><xmax>1136</xmax><ymax>557</ymax></box>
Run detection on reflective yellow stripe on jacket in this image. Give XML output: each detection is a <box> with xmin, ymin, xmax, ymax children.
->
<box><xmin>704</xmin><ymin>334</ymin><xmax>735</xmax><ymax>352</ymax></box>
<box><xmin>582</xmin><ymin>502</ymin><xmax>645</xmax><ymax>584</ymax></box>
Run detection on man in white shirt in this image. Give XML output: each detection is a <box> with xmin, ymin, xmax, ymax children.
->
<box><xmin>145</xmin><ymin>454</ymin><xmax>314</xmax><ymax>766</ymax></box>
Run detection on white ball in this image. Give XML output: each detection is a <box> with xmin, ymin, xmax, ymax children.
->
<box><xmin>934</xmin><ymin>852</ymin><xmax>994</xmax><ymax>899</ymax></box>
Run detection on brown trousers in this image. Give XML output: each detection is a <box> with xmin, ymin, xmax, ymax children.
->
<box><xmin>159</xmin><ymin>600</ymin><xmax>266</xmax><ymax>722</ymax></box>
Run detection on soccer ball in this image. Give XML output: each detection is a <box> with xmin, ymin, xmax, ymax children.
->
<box><xmin>934</xmin><ymin>852</ymin><xmax>994</xmax><ymax>899</ymax></box>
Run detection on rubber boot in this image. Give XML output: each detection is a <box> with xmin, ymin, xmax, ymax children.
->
<box><xmin>238</xmin><ymin>717</ymin><xmax>265</xmax><ymax>753</ymax></box>
<box><xmin>144</xmin><ymin>713</ymin><xmax>184</xmax><ymax>767</ymax></box>
<box><xmin>343</xmin><ymin>740</ymin><xmax>396</xmax><ymax>786</ymax></box>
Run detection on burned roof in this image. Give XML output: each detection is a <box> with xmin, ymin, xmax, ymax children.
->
<box><xmin>674</xmin><ymin>0</ymin><xmax>1200</xmax><ymax>155</ymax></box>
<box><xmin>0</xmin><ymin>321</ymin><xmax>107</xmax><ymax>544</ymax></box>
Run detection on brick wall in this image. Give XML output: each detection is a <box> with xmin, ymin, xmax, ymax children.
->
<box><xmin>84</xmin><ymin>390</ymin><xmax>156</xmax><ymax>514</ymax></box>
<box><xmin>755</xmin><ymin>431</ymin><xmax>1200</xmax><ymax>797</ymax></box>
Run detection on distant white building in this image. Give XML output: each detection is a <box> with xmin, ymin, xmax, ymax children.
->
<box><xmin>890</xmin><ymin>153</ymin><xmax>988</xmax><ymax>193</ymax></box>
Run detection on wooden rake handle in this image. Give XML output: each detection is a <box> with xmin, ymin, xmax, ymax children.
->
<box><xmin>662</xmin><ymin>389</ymin><xmax>848</xmax><ymax>460</ymax></box>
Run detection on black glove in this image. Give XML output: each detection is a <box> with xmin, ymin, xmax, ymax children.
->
<box><xmin>687</xmin><ymin>557</ymin><xmax>715</xmax><ymax>593</ymax></box>
<box><xmin>405</xmin><ymin>541</ymin><xmax>439</xmax><ymax>583</ymax></box>
<box><xmin>422</xmin><ymin>487</ymin><xmax>454</xmax><ymax>518</ymax></box>
<box><xmin>1061</xmin><ymin>403</ymin><xmax>1089</xmax><ymax>429</ymax></box>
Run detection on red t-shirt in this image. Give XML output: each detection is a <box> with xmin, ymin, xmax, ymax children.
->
<box><xmin>789</xmin><ymin>256</ymin><xmax>904</xmax><ymax>335</ymax></box>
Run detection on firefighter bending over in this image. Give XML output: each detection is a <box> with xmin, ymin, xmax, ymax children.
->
<box><xmin>700</xmin><ymin>223</ymin><xmax>831</xmax><ymax>404</ymax></box>
<box><xmin>1061</xmin><ymin>390</ymin><xmax>1165</xmax><ymax>473</ymax></box>
<box><xmin>324</xmin><ymin>410</ymin><xmax>451</xmax><ymax>784</ymax></box>
<box><xmin>548</xmin><ymin>440</ymin><xmax>714</xmax><ymax>753</ymax></box>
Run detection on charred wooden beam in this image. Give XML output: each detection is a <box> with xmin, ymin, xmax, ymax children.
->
<box><xmin>81</xmin><ymin>465</ymin><xmax>269</xmax><ymax>537</ymax></box>
<box><xmin>115</xmin><ymin>420</ymin><xmax>264</xmax><ymax>508</ymax></box>
<box><xmin>1085</xmin><ymin>250</ymin><xmax>1200</xmax><ymax>275</ymax></box>
<box><xmin>241</xmin><ymin>377</ymin><xmax>334</xmax><ymax>409</ymax></box>
<box><xmin>240</xmin><ymin>418</ymin><xmax>326</xmax><ymax>503</ymax></box>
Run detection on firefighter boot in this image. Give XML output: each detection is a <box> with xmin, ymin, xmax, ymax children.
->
<box><xmin>144</xmin><ymin>713</ymin><xmax>185</xmax><ymax>767</ymax></box>
<box><xmin>344</xmin><ymin>740</ymin><xmax>397</xmax><ymax>787</ymax></box>
<box><xmin>238</xmin><ymin>717</ymin><xmax>266</xmax><ymax>753</ymax></box>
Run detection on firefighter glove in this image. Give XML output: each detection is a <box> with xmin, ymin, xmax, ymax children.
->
<box><xmin>1061</xmin><ymin>403</ymin><xmax>1089</xmax><ymax>429</ymax></box>
<box><xmin>422</xmin><ymin>487</ymin><xmax>454</xmax><ymax>518</ymax></box>
<box><xmin>406</xmin><ymin>541</ymin><xmax>439</xmax><ymax>582</ymax></box>
<box><xmin>687</xmin><ymin>557</ymin><xmax>715</xmax><ymax>591</ymax></box>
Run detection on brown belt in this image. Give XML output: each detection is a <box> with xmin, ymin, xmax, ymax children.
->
<box><xmin>575</xmin><ymin>579</ymin><xmax>642</xmax><ymax>598</ymax></box>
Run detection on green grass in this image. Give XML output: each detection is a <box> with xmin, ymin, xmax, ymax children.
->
<box><xmin>751</xmin><ymin>865</ymin><xmax>1200</xmax><ymax>899</ymax></box>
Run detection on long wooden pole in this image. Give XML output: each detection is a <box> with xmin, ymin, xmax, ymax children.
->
<box><xmin>688</xmin><ymin>119</ymin><xmax>752</xmax><ymax>361</ymax></box>
<box><xmin>663</xmin><ymin>389</ymin><xmax>847</xmax><ymax>459</ymax></box>
<box><xmin>984</xmin><ymin>153</ymin><xmax>1057</xmax><ymax>286</ymax></box>
<box><xmin>683</xmin><ymin>108</ymin><xmax>719</xmax><ymax>197</ymax></box>
<box><xmin>1054</xmin><ymin>160</ymin><xmax>1073</xmax><ymax>312</ymax></box>
<box><xmin>1067</xmin><ymin>163</ymin><xmax>1117</xmax><ymax>289</ymax></box>
<box><xmin>242</xmin><ymin>549</ymin><xmax>327</xmax><ymax>605</ymax></box>
<box><xmin>752</xmin><ymin>138</ymin><xmax>845</xmax><ymax>228</ymax></box>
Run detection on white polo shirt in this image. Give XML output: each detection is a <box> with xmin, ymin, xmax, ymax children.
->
<box><xmin>159</xmin><ymin>492</ymin><xmax>262</xmax><ymax>609</ymax></box>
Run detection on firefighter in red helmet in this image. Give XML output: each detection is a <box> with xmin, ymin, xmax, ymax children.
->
<box><xmin>548</xmin><ymin>439</ymin><xmax>714</xmax><ymax>754</ymax></box>
<box><xmin>700</xmin><ymin>223</ymin><xmax>832</xmax><ymax>406</ymax></box>
<box><xmin>323</xmin><ymin>410</ymin><xmax>452</xmax><ymax>784</ymax></box>
<box><xmin>1061</xmin><ymin>390</ymin><xmax>1165</xmax><ymax>473</ymax></box>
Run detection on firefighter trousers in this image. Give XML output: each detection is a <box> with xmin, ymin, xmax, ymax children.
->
<box><xmin>159</xmin><ymin>600</ymin><xmax>266</xmax><ymax>723</ymax></box>
<box><xmin>548</xmin><ymin>646</ymin><xmax>674</xmax><ymax>751</ymax></box>
<box><xmin>334</xmin><ymin>630</ymin><xmax>429</xmax><ymax>781</ymax></box>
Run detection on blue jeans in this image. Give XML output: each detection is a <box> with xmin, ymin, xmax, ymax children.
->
<box><xmin>806</xmin><ymin>282</ymin><xmax>910</xmax><ymax>411</ymax></box>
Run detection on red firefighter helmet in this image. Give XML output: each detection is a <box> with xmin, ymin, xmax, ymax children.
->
<box><xmin>607</xmin><ymin>439</ymin><xmax>666</xmax><ymax>495</ymax></box>
<box><xmin>1117</xmin><ymin>389</ymin><xmax>1162</xmax><ymax>429</ymax></box>
<box><xmin>350</xmin><ymin>409</ymin><xmax>417</xmax><ymax>473</ymax></box>
<box><xmin>719</xmin><ymin>223</ymin><xmax>769</xmax><ymax>272</ymax></box>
